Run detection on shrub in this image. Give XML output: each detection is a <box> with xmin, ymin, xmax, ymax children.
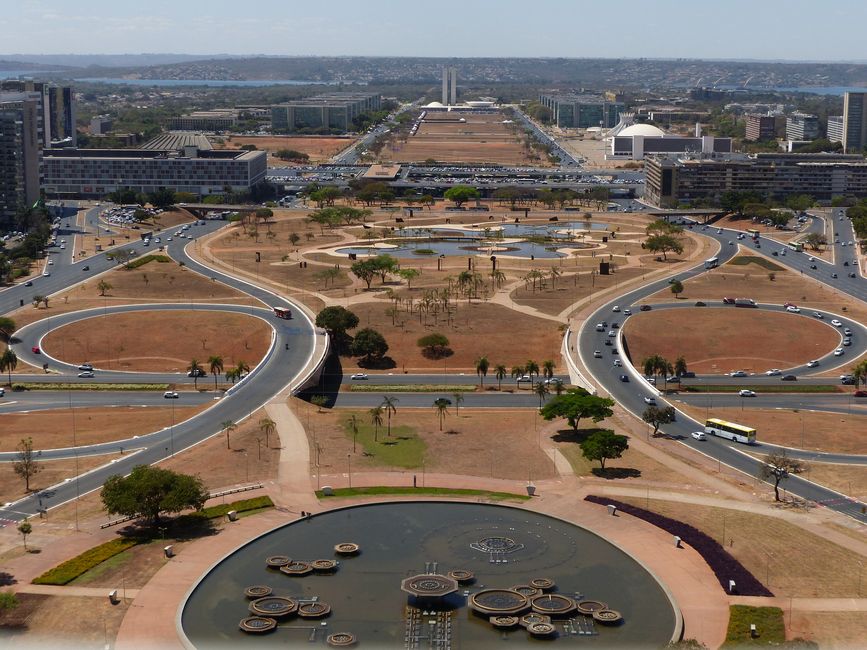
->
<box><xmin>584</xmin><ymin>496</ymin><xmax>772</xmax><ymax>596</ymax></box>
<box><xmin>125</xmin><ymin>254</ymin><xmax>171</xmax><ymax>270</ymax></box>
<box><xmin>33</xmin><ymin>538</ymin><xmax>139</xmax><ymax>585</ymax></box>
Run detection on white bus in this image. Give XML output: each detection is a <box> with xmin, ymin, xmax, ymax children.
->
<box><xmin>704</xmin><ymin>257</ymin><xmax>719</xmax><ymax>269</ymax></box>
<box><xmin>705</xmin><ymin>418</ymin><xmax>756</xmax><ymax>445</ymax></box>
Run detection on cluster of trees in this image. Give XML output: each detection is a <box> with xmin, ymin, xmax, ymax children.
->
<box><xmin>350</xmin><ymin>254</ymin><xmax>402</xmax><ymax>290</ymax></box>
<box><xmin>107</xmin><ymin>187</ymin><xmax>178</xmax><ymax>210</ymax></box>
<box><xmin>850</xmin><ymin>360</ymin><xmax>867</xmax><ymax>389</ymax></box>
<box><xmin>642</xmin><ymin>354</ymin><xmax>688</xmax><ymax>388</ymax></box>
<box><xmin>315</xmin><ymin>306</ymin><xmax>390</xmax><ymax>366</ymax></box>
<box><xmin>524</xmin><ymin>101</ymin><xmax>553</xmax><ymax>124</ymax></box>
<box><xmin>307</xmin><ymin>206</ymin><xmax>372</xmax><ymax>232</ymax></box>
<box><xmin>0</xmin><ymin>205</ymin><xmax>53</xmax><ymax>284</ymax></box>
<box><xmin>844</xmin><ymin>201</ymin><xmax>867</xmax><ymax>242</ymax></box>
<box><xmin>274</xmin><ymin>149</ymin><xmax>311</xmax><ymax>163</ymax></box>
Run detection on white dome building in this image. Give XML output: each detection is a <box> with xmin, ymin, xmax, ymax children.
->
<box><xmin>607</xmin><ymin>118</ymin><xmax>731</xmax><ymax>160</ymax></box>
<box><xmin>616</xmin><ymin>123</ymin><xmax>667</xmax><ymax>138</ymax></box>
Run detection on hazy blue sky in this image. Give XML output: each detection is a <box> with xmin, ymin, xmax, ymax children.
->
<box><xmin>4</xmin><ymin>0</ymin><xmax>867</xmax><ymax>61</ymax></box>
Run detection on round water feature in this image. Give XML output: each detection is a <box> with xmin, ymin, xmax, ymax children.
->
<box><xmin>181</xmin><ymin>502</ymin><xmax>679</xmax><ymax>647</ymax></box>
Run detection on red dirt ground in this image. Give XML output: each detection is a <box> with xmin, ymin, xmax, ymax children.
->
<box><xmin>622</xmin><ymin>307</ymin><xmax>839</xmax><ymax>374</ymax></box>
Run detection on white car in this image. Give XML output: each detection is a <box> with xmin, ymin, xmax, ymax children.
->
<box><xmin>623</xmin><ymin>308</ymin><xmax>632</xmax><ymax>315</ymax></box>
<box><xmin>350</xmin><ymin>373</ymin><xmax>369</xmax><ymax>380</ymax></box>
<box><xmin>613</xmin><ymin>359</ymin><xmax>622</xmax><ymax>367</ymax></box>
<box><xmin>643</xmin><ymin>396</ymin><xmax>657</xmax><ymax>405</ymax></box>
<box><xmin>607</xmin><ymin>330</ymin><xmax>616</xmax><ymax>337</ymax></box>
<box><xmin>834</xmin><ymin>348</ymin><xmax>844</xmax><ymax>356</ymax></box>
<box><xmin>47</xmin><ymin>259</ymin><xmax>54</xmax><ymax>266</ymax></box>
<box><xmin>593</xmin><ymin>350</ymin><xmax>602</xmax><ymax>358</ymax></box>
<box><xmin>806</xmin><ymin>360</ymin><xmax>820</xmax><ymax>368</ymax></box>
<box><xmin>730</xmin><ymin>370</ymin><xmax>748</xmax><ymax>377</ymax></box>
<box><xmin>163</xmin><ymin>391</ymin><xmax>180</xmax><ymax>399</ymax></box>
<box><xmin>612</xmin><ymin>305</ymin><xmax>621</xmax><ymax>312</ymax></box>
<box><xmin>765</xmin><ymin>369</ymin><xmax>781</xmax><ymax>376</ymax></box>
<box><xmin>738</xmin><ymin>389</ymin><xmax>756</xmax><ymax>397</ymax></box>
<box><xmin>77</xmin><ymin>370</ymin><xmax>95</xmax><ymax>378</ymax></box>
<box><xmin>808</xmin><ymin>256</ymin><xmax>815</xmax><ymax>262</ymax></box>
<box><xmin>691</xmin><ymin>431</ymin><xmax>707</xmax><ymax>441</ymax></box>
<box><xmin>831</xmin><ymin>319</ymin><xmax>843</xmax><ymax>327</ymax></box>
<box><xmin>785</xmin><ymin>306</ymin><xmax>800</xmax><ymax>313</ymax></box>
<box><xmin>167</xmin><ymin>236</ymin><xmax>173</xmax><ymax>241</ymax></box>
<box><xmin>812</xmin><ymin>312</ymin><xmax>823</xmax><ymax>319</ymax></box>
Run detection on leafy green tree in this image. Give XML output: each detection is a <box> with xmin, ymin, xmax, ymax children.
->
<box><xmin>433</xmin><ymin>397</ymin><xmax>450</xmax><ymax>430</ymax></box>
<box><xmin>18</xmin><ymin>519</ymin><xmax>32</xmax><ymax>551</ymax></box>
<box><xmin>147</xmin><ymin>187</ymin><xmax>176</xmax><ymax>210</ymax></box>
<box><xmin>494</xmin><ymin>364</ymin><xmax>507</xmax><ymax>391</ymax></box>
<box><xmin>646</xmin><ymin>234</ymin><xmax>684</xmax><ymax>260</ymax></box>
<box><xmin>1</xmin><ymin>346</ymin><xmax>17</xmax><ymax>385</ymax></box>
<box><xmin>397</xmin><ymin>267</ymin><xmax>420</xmax><ymax>288</ymax></box>
<box><xmin>97</xmin><ymin>279</ymin><xmax>112</xmax><ymax>296</ymax></box>
<box><xmin>670</xmin><ymin>279</ymin><xmax>684</xmax><ymax>298</ymax></box>
<box><xmin>316</xmin><ymin>306</ymin><xmax>360</xmax><ymax>353</ymax></box>
<box><xmin>580</xmin><ymin>429</ymin><xmax>629</xmax><ymax>471</ymax></box>
<box><xmin>645</xmin><ymin>219</ymin><xmax>683</xmax><ymax>236</ymax></box>
<box><xmin>0</xmin><ymin>591</ymin><xmax>18</xmax><ymax>611</ymax></box>
<box><xmin>350</xmin><ymin>259</ymin><xmax>377</xmax><ymax>289</ymax></box>
<box><xmin>0</xmin><ymin>316</ymin><xmax>16</xmax><ymax>343</ymax></box>
<box><xmin>443</xmin><ymin>185</ymin><xmax>479</xmax><ymax>207</ymax></box>
<box><xmin>417</xmin><ymin>333</ymin><xmax>451</xmax><ymax>359</ymax></box>
<box><xmin>100</xmin><ymin>465</ymin><xmax>209</xmax><ymax>525</ymax></box>
<box><xmin>760</xmin><ymin>451</ymin><xmax>803</xmax><ymax>502</ymax></box>
<box><xmin>351</xmin><ymin>328</ymin><xmax>389</xmax><ymax>365</ymax></box>
<box><xmin>642</xmin><ymin>405</ymin><xmax>677</xmax><ymax>436</ymax></box>
<box><xmin>207</xmin><ymin>355</ymin><xmax>224</xmax><ymax>390</ymax></box>
<box><xmin>475</xmin><ymin>356</ymin><xmax>490</xmax><ymax>387</ymax></box>
<box><xmin>13</xmin><ymin>437</ymin><xmax>40</xmax><ymax>492</ymax></box>
<box><xmin>539</xmin><ymin>389</ymin><xmax>615</xmax><ymax>431</ymax></box>
<box><xmin>381</xmin><ymin>396</ymin><xmax>399</xmax><ymax>437</ymax></box>
<box><xmin>803</xmin><ymin>232</ymin><xmax>827</xmax><ymax>251</ymax></box>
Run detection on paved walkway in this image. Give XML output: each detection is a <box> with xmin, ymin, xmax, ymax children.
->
<box><xmin>16</xmin><ymin>583</ymin><xmax>141</xmax><ymax>599</ymax></box>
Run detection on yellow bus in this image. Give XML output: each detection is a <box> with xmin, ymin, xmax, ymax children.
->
<box><xmin>704</xmin><ymin>418</ymin><xmax>756</xmax><ymax>444</ymax></box>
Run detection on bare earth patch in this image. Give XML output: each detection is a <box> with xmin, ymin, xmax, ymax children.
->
<box><xmin>0</xmin><ymin>453</ymin><xmax>122</xmax><ymax>505</ymax></box>
<box><xmin>215</xmin><ymin>135</ymin><xmax>354</xmax><ymax>164</ymax></box>
<box><xmin>0</xmin><ymin>406</ymin><xmax>207</xmax><ymax>452</ymax></box>
<box><xmin>4</xmin><ymin>594</ymin><xmax>129</xmax><ymax>649</ymax></box>
<box><xmin>42</xmin><ymin>311</ymin><xmax>271</xmax><ymax>372</ymax></box>
<box><xmin>790</xmin><ymin>611</ymin><xmax>867</xmax><ymax>649</ymax></box>
<box><xmin>623</xmin><ymin>308</ymin><xmax>838</xmax><ymax>374</ymax></box>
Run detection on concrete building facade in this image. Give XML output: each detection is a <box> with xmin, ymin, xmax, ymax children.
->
<box><xmin>0</xmin><ymin>97</ymin><xmax>42</xmax><ymax>223</ymax></box>
<box><xmin>539</xmin><ymin>93</ymin><xmax>624</xmax><ymax>129</ymax></box>
<box><xmin>828</xmin><ymin>115</ymin><xmax>844</xmax><ymax>144</ymax></box>
<box><xmin>442</xmin><ymin>67</ymin><xmax>457</xmax><ymax>105</ymax></box>
<box><xmin>271</xmin><ymin>93</ymin><xmax>381</xmax><ymax>134</ymax></box>
<box><xmin>169</xmin><ymin>109</ymin><xmax>239</xmax><ymax>131</ymax></box>
<box><xmin>43</xmin><ymin>147</ymin><xmax>266</xmax><ymax>197</ymax></box>
<box><xmin>0</xmin><ymin>80</ymin><xmax>75</xmax><ymax>147</ymax></box>
<box><xmin>785</xmin><ymin>113</ymin><xmax>819</xmax><ymax>141</ymax></box>
<box><xmin>645</xmin><ymin>153</ymin><xmax>867</xmax><ymax>207</ymax></box>
<box><xmin>89</xmin><ymin>114</ymin><xmax>113</xmax><ymax>135</ymax></box>
<box><xmin>608</xmin><ymin>123</ymin><xmax>731</xmax><ymax>160</ymax></box>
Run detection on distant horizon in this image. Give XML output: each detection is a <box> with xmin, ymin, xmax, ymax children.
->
<box><xmin>2</xmin><ymin>0</ymin><xmax>867</xmax><ymax>61</ymax></box>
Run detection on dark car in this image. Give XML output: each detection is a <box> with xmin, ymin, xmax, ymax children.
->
<box><xmin>619</xmin><ymin>375</ymin><xmax>629</xmax><ymax>382</ymax></box>
<box><xmin>854</xmin><ymin>391</ymin><xmax>867</xmax><ymax>398</ymax></box>
<box><xmin>639</xmin><ymin>305</ymin><xmax>652</xmax><ymax>312</ymax></box>
<box><xmin>695</xmin><ymin>301</ymin><xmax>706</xmax><ymax>307</ymax></box>
<box><xmin>680</xmin><ymin>371</ymin><xmax>696</xmax><ymax>378</ymax></box>
<box><xmin>82</xmin><ymin>265</ymin><xmax>90</xmax><ymax>271</ymax></box>
<box><xmin>604</xmin><ymin>339</ymin><xmax>613</xmax><ymax>346</ymax></box>
<box><xmin>810</xmin><ymin>264</ymin><xmax>817</xmax><ymax>269</ymax></box>
<box><xmin>722</xmin><ymin>297</ymin><xmax>736</xmax><ymax>304</ymax></box>
<box><xmin>24</xmin><ymin>280</ymin><xmax>32</xmax><ymax>286</ymax></box>
<box><xmin>781</xmin><ymin>374</ymin><xmax>797</xmax><ymax>381</ymax></box>
<box><xmin>841</xmin><ymin>376</ymin><xmax>856</xmax><ymax>385</ymax></box>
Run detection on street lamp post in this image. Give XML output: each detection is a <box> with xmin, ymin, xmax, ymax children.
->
<box><xmin>347</xmin><ymin>454</ymin><xmax>352</xmax><ymax>488</ymax></box>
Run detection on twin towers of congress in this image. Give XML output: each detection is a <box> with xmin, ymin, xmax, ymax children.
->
<box><xmin>442</xmin><ymin>67</ymin><xmax>457</xmax><ymax>106</ymax></box>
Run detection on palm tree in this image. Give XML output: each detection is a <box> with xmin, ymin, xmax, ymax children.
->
<box><xmin>674</xmin><ymin>356</ymin><xmax>688</xmax><ymax>377</ymax></box>
<box><xmin>494</xmin><ymin>364</ymin><xmax>507</xmax><ymax>391</ymax></box>
<box><xmin>525</xmin><ymin>360</ymin><xmax>540</xmax><ymax>386</ymax></box>
<box><xmin>188</xmin><ymin>359</ymin><xmax>202</xmax><ymax>389</ymax></box>
<box><xmin>225</xmin><ymin>367</ymin><xmax>240</xmax><ymax>384</ymax></box>
<box><xmin>236</xmin><ymin>360</ymin><xmax>251</xmax><ymax>377</ymax></box>
<box><xmin>452</xmin><ymin>392</ymin><xmax>464</xmax><ymax>416</ymax></box>
<box><xmin>1</xmin><ymin>347</ymin><xmax>17</xmax><ymax>385</ymax></box>
<box><xmin>221</xmin><ymin>419</ymin><xmax>237</xmax><ymax>449</ymax></box>
<box><xmin>208</xmin><ymin>355</ymin><xmax>224</xmax><ymax>391</ymax></box>
<box><xmin>258</xmin><ymin>417</ymin><xmax>276</xmax><ymax>448</ymax></box>
<box><xmin>381</xmin><ymin>396</ymin><xmax>398</xmax><ymax>437</ymax></box>
<box><xmin>852</xmin><ymin>360</ymin><xmax>867</xmax><ymax>389</ymax></box>
<box><xmin>369</xmin><ymin>406</ymin><xmax>384</xmax><ymax>442</ymax></box>
<box><xmin>433</xmin><ymin>398</ymin><xmax>450</xmax><ymax>431</ymax></box>
<box><xmin>534</xmin><ymin>381</ymin><xmax>549</xmax><ymax>407</ymax></box>
<box><xmin>511</xmin><ymin>365</ymin><xmax>525</xmax><ymax>387</ymax></box>
<box><xmin>475</xmin><ymin>355</ymin><xmax>490</xmax><ymax>387</ymax></box>
<box><xmin>542</xmin><ymin>359</ymin><xmax>556</xmax><ymax>381</ymax></box>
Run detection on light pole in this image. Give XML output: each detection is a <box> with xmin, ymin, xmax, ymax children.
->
<box><xmin>347</xmin><ymin>454</ymin><xmax>352</xmax><ymax>488</ymax></box>
<box><xmin>170</xmin><ymin>399</ymin><xmax>175</xmax><ymax>457</ymax></box>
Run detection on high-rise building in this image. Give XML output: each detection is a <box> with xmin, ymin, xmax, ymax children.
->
<box><xmin>842</xmin><ymin>92</ymin><xmax>867</xmax><ymax>152</ymax></box>
<box><xmin>827</xmin><ymin>115</ymin><xmax>844</xmax><ymax>144</ymax></box>
<box><xmin>785</xmin><ymin>113</ymin><xmax>819</xmax><ymax>141</ymax></box>
<box><xmin>744</xmin><ymin>114</ymin><xmax>776</xmax><ymax>141</ymax></box>
<box><xmin>0</xmin><ymin>96</ymin><xmax>42</xmax><ymax>224</ymax></box>
<box><xmin>271</xmin><ymin>93</ymin><xmax>381</xmax><ymax>133</ymax></box>
<box><xmin>90</xmin><ymin>115</ymin><xmax>113</xmax><ymax>135</ymax></box>
<box><xmin>0</xmin><ymin>80</ymin><xmax>76</xmax><ymax>147</ymax></box>
<box><xmin>442</xmin><ymin>67</ymin><xmax>457</xmax><ymax>105</ymax></box>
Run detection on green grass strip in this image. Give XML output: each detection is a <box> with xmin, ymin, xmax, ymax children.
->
<box><xmin>348</xmin><ymin>384</ymin><xmax>478</xmax><ymax>392</ymax></box>
<box><xmin>12</xmin><ymin>383</ymin><xmax>170</xmax><ymax>391</ymax></box>
<box><xmin>681</xmin><ymin>384</ymin><xmax>839</xmax><ymax>394</ymax></box>
<box><xmin>315</xmin><ymin>486</ymin><xmax>530</xmax><ymax>501</ymax></box>
<box><xmin>33</xmin><ymin>538</ymin><xmax>139</xmax><ymax>585</ymax></box>
<box><xmin>199</xmin><ymin>496</ymin><xmax>274</xmax><ymax>519</ymax></box>
<box><xmin>723</xmin><ymin>605</ymin><xmax>786</xmax><ymax>645</ymax></box>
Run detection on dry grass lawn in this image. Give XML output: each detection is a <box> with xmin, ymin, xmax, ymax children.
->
<box><xmin>0</xmin><ymin>453</ymin><xmax>122</xmax><ymax>505</ymax></box>
<box><xmin>42</xmin><ymin>310</ymin><xmax>271</xmax><ymax>372</ymax></box>
<box><xmin>799</xmin><ymin>462</ymin><xmax>867</xmax><ymax>502</ymax></box>
<box><xmin>790</xmin><ymin>611</ymin><xmax>867</xmax><ymax>649</ymax></box>
<box><xmin>615</xmin><ymin>497</ymin><xmax>866</xmax><ymax>597</ymax></box>
<box><xmin>215</xmin><ymin>135</ymin><xmax>354</xmax><ymax>164</ymax></box>
<box><xmin>624</xmin><ymin>308</ymin><xmax>838</xmax><ymax>374</ymax></box>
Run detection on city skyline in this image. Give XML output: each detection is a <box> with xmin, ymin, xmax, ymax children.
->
<box><xmin>3</xmin><ymin>0</ymin><xmax>867</xmax><ymax>62</ymax></box>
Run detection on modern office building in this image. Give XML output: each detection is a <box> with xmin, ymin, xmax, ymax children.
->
<box><xmin>828</xmin><ymin>116</ymin><xmax>844</xmax><ymax>144</ymax></box>
<box><xmin>442</xmin><ymin>67</ymin><xmax>457</xmax><ymax>105</ymax></box>
<box><xmin>169</xmin><ymin>109</ymin><xmax>238</xmax><ymax>131</ymax></box>
<box><xmin>271</xmin><ymin>93</ymin><xmax>381</xmax><ymax>133</ymax></box>
<box><xmin>538</xmin><ymin>93</ymin><xmax>624</xmax><ymax>129</ymax></box>
<box><xmin>785</xmin><ymin>113</ymin><xmax>819</xmax><ymax>141</ymax></box>
<box><xmin>744</xmin><ymin>113</ymin><xmax>776</xmax><ymax>141</ymax></box>
<box><xmin>89</xmin><ymin>114</ymin><xmax>113</xmax><ymax>135</ymax></box>
<box><xmin>607</xmin><ymin>123</ymin><xmax>731</xmax><ymax>160</ymax></box>
<box><xmin>0</xmin><ymin>80</ymin><xmax>75</xmax><ymax>147</ymax></box>
<box><xmin>842</xmin><ymin>91</ymin><xmax>867</xmax><ymax>152</ymax></box>
<box><xmin>42</xmin><ymin>146</ymin><xmax>266</xmax><ymax>197</ymax></box>
<box><xmin>645</xmin><ymin>152</ymin><xmax>867</xmax><ymax>207</ymax></box>
<box><xmin>0</xmin><ymin>97</ymin><xmax>42</xmax><ymax>223</ymax></box>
